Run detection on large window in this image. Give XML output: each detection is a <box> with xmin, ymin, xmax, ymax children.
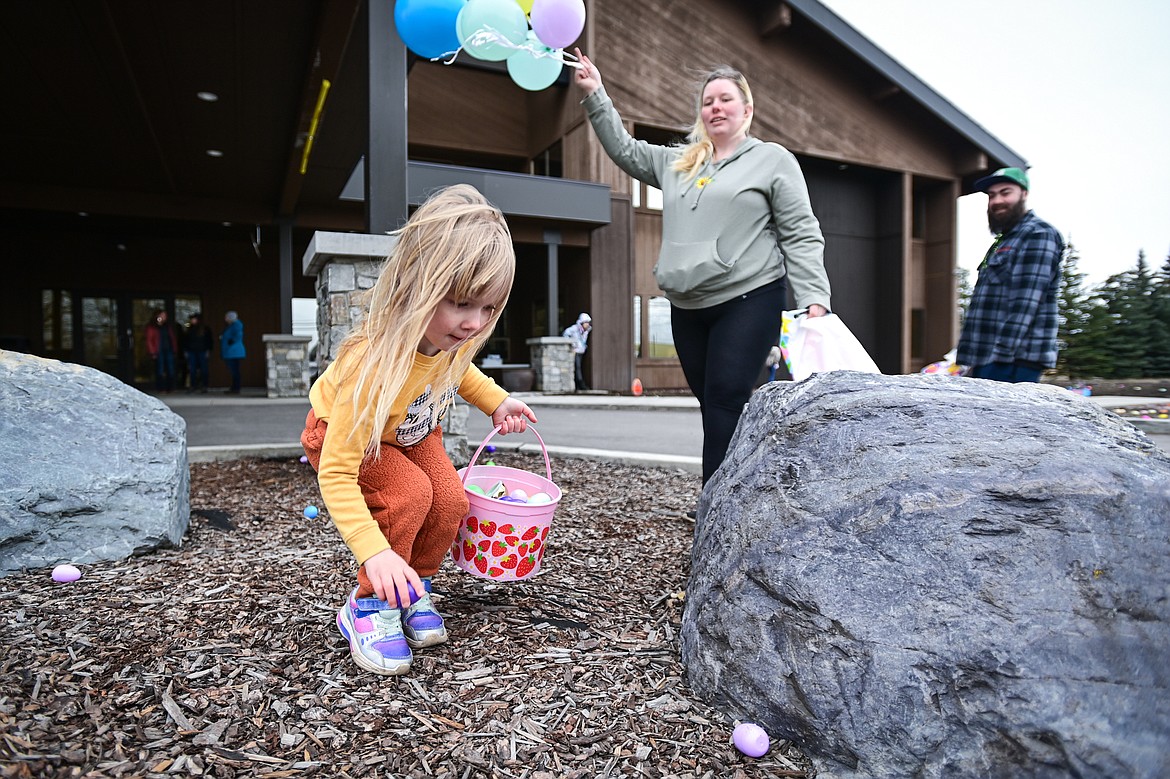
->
<box><xmin>631</xmin><ymin>176</ymin><xmax>663</xmax><ymax>211</ymax></box>
<box><xmin>646</xmin><ymin>296</ymin><xmax>675</xmax><ymax>358</ymax></box>
<box><xmin>42</xmin><ymin>289</ymin><xmax>73</xmax><ymax>352</ymax></box>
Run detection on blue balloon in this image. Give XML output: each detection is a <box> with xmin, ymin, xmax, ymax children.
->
<box><xmin>394</xmin><ymin>0</ymin><xmax>464</xmax><ymax>60</ymax></box>
<box><xmin>506</xmin><ymin>31</ymin><xmax>563</xmax><ymax>91</ymax></box>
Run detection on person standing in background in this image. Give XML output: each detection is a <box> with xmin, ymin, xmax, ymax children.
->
<box><xmin>220</xmin><ymin>310</ymin><xmax>246</xmax><ymax>394</ymax></box>
<box><xmin>562</xmin><ymin>312</ymin><xmax>593</xmax><ymax>391</ymax></box>
<box><xmin>144</xmin><ymin>309</ymin><xmax>178</xmax><ymax>393</ymax></box>
<box><xmin>573</xmin><ymin>50</ymin><xmax>832</xmax><ymax>484</ymax></box>
<box><xmin>957</xmin><ymin>167</ymin><xmax>1063</xmax><ymax>383</ymax></box>
<box><xmin>183</xmin><ymin>312</ymin><xmax>215</xmax><ymax>393</ymax></box>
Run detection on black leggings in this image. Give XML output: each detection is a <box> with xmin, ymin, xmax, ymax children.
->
<box><xmin>671</xmin><ymin>278</ymin><xmax>787</xmax><ymax>483</ymax></box>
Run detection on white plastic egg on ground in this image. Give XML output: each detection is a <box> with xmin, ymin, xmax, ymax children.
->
<box><xmin>51</xmin><ymin>564</ymin><xmax>82</xmax><ymax>583</ymax></box>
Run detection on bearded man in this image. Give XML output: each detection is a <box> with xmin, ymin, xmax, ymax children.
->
<box><xmin>957</xmin><ymin>167</ymin><xmax>1064</xmax><ymax>383</ymax></box>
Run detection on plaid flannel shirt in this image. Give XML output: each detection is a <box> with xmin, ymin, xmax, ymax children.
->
<box><xmin>957</xmin><ymin>211</ymin><xmax>1063</xmax><ymax>369</ymax></box>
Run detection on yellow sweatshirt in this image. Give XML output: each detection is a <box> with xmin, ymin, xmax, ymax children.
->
<box><xmin>308</xmin><ymin>342</ymin><xmax>508</xmax><ymax>565</ymax></box>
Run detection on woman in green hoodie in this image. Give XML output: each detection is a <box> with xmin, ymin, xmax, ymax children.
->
<box><xmin>573</xmin><ymin>49</ymin><xmax>832</xmax><ymax>484</ymax></box>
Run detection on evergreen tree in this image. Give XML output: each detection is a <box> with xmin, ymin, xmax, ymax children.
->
<box><xmin>1055</xmin><ymin>242</ymin><xmax>1089</xmax><ymax>377</ymax></box>
<box><xmin>1147</xmin><ymin>249</ymin><xmax>1170</xmax><ymax>375</ymax></box>
<box><xmin>1098</xmin><ymin>251</ymin><xmax>1157</xmax><ymax>377</ymax></box>
<box><xmin>956</xmin><ymin>267</ymin><xmax>972</xmax><ymax>332</ymax></box>
<box><xmin>1067</xmin><ymin>299</ymin><xmax>1116</xmax><ymax>379</ymax></box>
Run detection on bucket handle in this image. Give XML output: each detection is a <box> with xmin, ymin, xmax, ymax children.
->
<box><xmin>462</xmin><ymin>423</ymin><xmax>553</xmax><ymax>485</ymax></box>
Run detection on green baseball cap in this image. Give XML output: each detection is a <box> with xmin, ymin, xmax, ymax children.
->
<box><xmin>974</xmin><ymin>166</ymin><xmax>1029</xmax><ymax>192</ymax></box>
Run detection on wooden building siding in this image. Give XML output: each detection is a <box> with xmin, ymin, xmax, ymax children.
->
<box><xmin>588</xmin><ymin>0</ymin><xmax>970</xmax><ymax>178</ymax></box>
<box><xmin>919</xmin><ymin>177</ymin><xmax>961</xmax><ymax>368</ymax></box>
<box><xmin>587</xmin><ymin>196</ymin><xmax>636</xmax><ymax>392</ymax></box>
<box><xmin>408</xmin><ymin>64</ymin><xmax>531</xmax><ymax>160</ymax></box>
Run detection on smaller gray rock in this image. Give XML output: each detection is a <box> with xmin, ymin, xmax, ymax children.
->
<box><xmin>0</xmin><ymin>351</ymin><xmax>189</xmax><ymax>575</ymax></box>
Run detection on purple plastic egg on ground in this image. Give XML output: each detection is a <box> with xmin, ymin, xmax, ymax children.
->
<box><xmin>732</xmin><ymin>722</ymin><xmax>770</xmax><ymax>757</ymax></box>
<box><xmin>52</xmin><ymin>564</ymin><xmax>82</xmax><ymax>583</ymax></box>
<box><xmin>304</xmin><ymin>505</ymin><xmax>319</xmax><ymax>519</ymax></box>
<box><xmin>299</xmin><ymin>455</ymin><xmax>309</xmax><ymax>463</ymax></box>
<box><xmin>485</xmin><ymin>445</ymin><xmax>497</xmax><ymax>454</ymax></box>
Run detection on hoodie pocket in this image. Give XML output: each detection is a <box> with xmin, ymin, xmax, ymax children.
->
<box><xmin>654</xmin><ymin>240</ymin><xmax>733</xmax><ymax>297</ymax></box>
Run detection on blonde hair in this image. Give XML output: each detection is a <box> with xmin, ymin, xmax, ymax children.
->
<box><xmin>672</xmin><ymin>66</ymin><xmax>755</xmax><ymax>182</ymax></box>
<box><xmin>338</xmin><ymin>184</ymin><xmax>515</xmax><ymax>457</ymax></box>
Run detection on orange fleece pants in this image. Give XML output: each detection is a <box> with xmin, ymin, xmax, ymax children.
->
<box><xmin>301</xmin><ymin>410</ymin><xmax>468</xmax><ymax>597</ymax></box>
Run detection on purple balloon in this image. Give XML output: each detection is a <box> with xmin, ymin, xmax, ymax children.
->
<box><xmin>529</xmin><ymin>0</ymin><xmax>586</xmax><ymax>49</ymax></box>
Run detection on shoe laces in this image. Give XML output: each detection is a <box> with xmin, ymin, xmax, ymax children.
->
<box><xmin>406</xmin><ymin>591</ymin><xmax>437</xmax><ymax>619</ymax></box>
<box><xmin>370</xmin><ymin>605</ymin><xmax>405</xmax><ymax>636</ymax></box>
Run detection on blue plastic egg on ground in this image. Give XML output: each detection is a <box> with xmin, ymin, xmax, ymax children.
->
<box><xmin>304</xmin><ymin>505</ymin><xmax>319</xmax><ymax>519</ymax></box>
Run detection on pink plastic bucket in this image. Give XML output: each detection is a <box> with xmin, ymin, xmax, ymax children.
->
<box><xmin>451</xmin><ymin>424</ymin><xmax>561</xmax><ymax>581</ymax></box>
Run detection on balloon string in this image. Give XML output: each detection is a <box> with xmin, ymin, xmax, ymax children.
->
<box><xmin>431</xmin><ymin>27</ymin><xmax>584</xmax><ymax>67</ymax></box>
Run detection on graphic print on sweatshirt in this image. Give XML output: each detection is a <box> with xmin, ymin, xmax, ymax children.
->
<box><xmin>395</xmin><ymin>383</ymin><xmax>458</xmax><ymax>446</ymax></box>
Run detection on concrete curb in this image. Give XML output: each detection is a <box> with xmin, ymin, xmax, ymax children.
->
<box><xmin>187</xmin><ymin>441</ymin><xmax>703</xmax><ymax>474</ymax></box>
<box><xmin>188</xmin><ymin>443</ymin><xmax>306</xmax><ymax>463</ymax></box>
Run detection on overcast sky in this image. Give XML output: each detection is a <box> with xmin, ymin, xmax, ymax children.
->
<box><xmin>816</xmin><ymin>0</ymin><xmax>1170</xmax><ymax>286</ymax></box>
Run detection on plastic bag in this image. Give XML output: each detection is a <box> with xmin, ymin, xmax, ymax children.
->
<box><xmin>779</xmin><ymin>309</ymin><xmax>803</xmax><ymax>376</ymax></box>
<box><xmin>921</xmin><ymin>349</ymin><xmax>964</xmax><ymax>376</ymax></box>
<box><xmin>783</xmin><ymin>311</ymin><xmax>881</xmax><ymax>382</ymax></box>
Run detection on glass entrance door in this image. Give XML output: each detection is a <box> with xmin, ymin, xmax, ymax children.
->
<box><xmin>130</xmin><ymin>297</ymin><xmax>168</xmax><ymax>386</ymax></box>
<box><xmin>65</xmin><ymin>293</ymin><xmax>203</xmax><ymax>388</ymax></box>
<box><xmin>78</xmin><ymin>296</ymin><xmax>124</xmax><ymax>378</ymax></box>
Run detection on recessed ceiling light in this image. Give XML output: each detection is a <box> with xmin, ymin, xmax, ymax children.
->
<box><xmin>206</xmin><ymin>149</ymin><xmax>224</xmax><ymax>157</ymax></box>
<box><xmin>197</xmin><ymin>91</ymin><xmax>219</xmax><ymax>102</ymax></box>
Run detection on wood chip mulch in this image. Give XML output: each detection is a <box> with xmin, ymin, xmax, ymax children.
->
<box><xmin>1</xmin><ymin>455</ymin><xmax>814</xmax><ymax>778</ymax></box>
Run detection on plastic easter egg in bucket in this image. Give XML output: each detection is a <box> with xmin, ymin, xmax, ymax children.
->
<box><xmin>453</xmin><ymin>424</ymin><xmax>560</xmax><ymax>581</ymax></box>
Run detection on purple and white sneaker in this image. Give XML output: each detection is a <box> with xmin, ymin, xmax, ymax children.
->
<box><xmin>336</xmin><ymin>588</ymin><xmax>412</xmax><ymax>675</ymax></box>
<box><xmin>402</xmin><ymin>578</ymin><xmax>448</xmax><ymax>648</ymax></box>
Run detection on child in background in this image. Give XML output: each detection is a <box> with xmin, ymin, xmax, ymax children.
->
<box><xmin>300</xmin><ymin>184</ymin><xmax>537</xmax><ymax>676</ymax></box>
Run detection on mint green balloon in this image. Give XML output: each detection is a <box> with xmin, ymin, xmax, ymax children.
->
<box><xmin>507</xmin><ymin>31</ymin><xmax>563</xmax><ymax>91</ymax></box>
<box><xmin>458</xmin><ymin>0</ymin><xmax>528</xmax><ymax>62</ymax></box>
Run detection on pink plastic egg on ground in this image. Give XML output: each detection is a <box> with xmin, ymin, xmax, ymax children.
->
<box><xmin>732</xmin><ymin>722</ymin><xmax>770</xmax><ymax>757</ymax></box>
<box><xmin>52</xmin><ymin>564</ymin><xmax>82</xmax><ymax>583</ymax></box>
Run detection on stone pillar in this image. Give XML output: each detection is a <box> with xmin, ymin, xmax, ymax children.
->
<box><xmin>445</xmin><ymin>398</ymin><xmax>471</xmax><ymax>466</ymax></box>
<box><xmin>263</xmin><ymin>335</ymin><xmax>311</xmax><ymax>398</ymax></box>
<box><xmin>303</xmin><ymin>233</ymin><xmax>395</xmax><ymax>373</ymax></box>
<box><xmin>527</xmin><ymin>336</ymin><xmax>575</xmax><ymax>393</ymax></box>
<box><xmin>302</xmin><ymin>231</ymin><xmax>469</xmax><ymax>462</ymax></box>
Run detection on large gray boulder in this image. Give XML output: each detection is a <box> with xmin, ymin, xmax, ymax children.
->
<box><xmin>681</xmin><ymin>371</ymin><xmax>1170</xmax><ymax>779</ymax></box>
<box><xmin>0</xmin><ymin>351</ymin><xmax>189</xmax><ymax>575</ymax></box>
